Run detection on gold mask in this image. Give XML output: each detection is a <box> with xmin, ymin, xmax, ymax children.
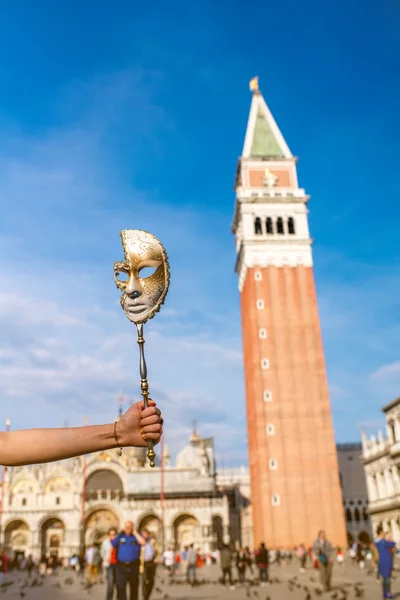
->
<box><xmin>113</xmin><ymin>230</ymin><xmax>170</xmax><ymax>324</ymax></box>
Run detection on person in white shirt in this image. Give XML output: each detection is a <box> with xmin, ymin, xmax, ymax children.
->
<box><xmin>186</xmin><ymin>545</ymin><xmax>197</xmax><ymax>586</ymax></box>
<box><xmin>101</xmin><ymin>528</ymin><xmax>118</xmax><ymax>600</ymax></box>
<box><xmin>162</xmin><ymin>547</ymin><xmax>174</xmax><ymax>575</ymax></box>
<box><xmin>86</xmin><ymin>545</ymin><xmax>100</xmax><ymax>584</ymax></box>
<box><xmin>141</xmin><ymin>529</ymin><xmax>157</xmax><ymax>600</ymax></box>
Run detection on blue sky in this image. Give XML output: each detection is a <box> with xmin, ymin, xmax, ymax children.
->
<box><xmin>0</xmin><ymin>0</ymin><xmax>399</xmax><ymax>466</ymax></box>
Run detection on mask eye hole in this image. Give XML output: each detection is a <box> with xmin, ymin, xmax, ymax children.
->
<box><xmin>115</xmin><ymin>271</ymin><xmax>129</xmax><ymax>283</ymax></box>
<box><xmin>139</xmin><ymin>266</ymin><xmax>157</xmax><ymax>279</ymax></box>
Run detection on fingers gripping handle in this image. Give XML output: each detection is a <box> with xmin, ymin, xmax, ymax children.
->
<box><xmin>136</xmin><ymin>324</ymin><xmax>156</xmax><ymax>468</ymax></box>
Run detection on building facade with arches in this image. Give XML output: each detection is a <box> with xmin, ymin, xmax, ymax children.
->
<box><xmin>337</xmin><ymin>444</ymin><xmax>371</xmax><ymax>544</ymax></box>
<box><xmin>362</xmin><ymin>397</ymin><xmax>400</xmax><ymax>543</ymax></box>
<box><xmin>0</xmin><ymin>431</ymin><xmax>246</xmax><ymax>559</ymax></box>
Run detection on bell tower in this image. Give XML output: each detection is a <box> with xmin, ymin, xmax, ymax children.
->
<box><xmin>232</xmin><ymin>78</ymin><xmax>347</xmax><ymax>548</ymax></box>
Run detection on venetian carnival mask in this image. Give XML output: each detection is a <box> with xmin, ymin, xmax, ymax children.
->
<box><xmin>113</xmin><ymin>230</ymin><xmax>170</xmax><ymax>324</ymax></box>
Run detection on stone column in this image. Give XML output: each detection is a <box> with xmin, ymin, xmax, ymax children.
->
<box><xmin>366</xmin><ymin>474</ymin><xmax>377</xmax><ymax>502</ymax></box>
<box><xmin>223</xmin><ymin>525</ymin><xmax>230</xmax><ymax>545</ymax></box>
<box><xmin>395</xmin><ymin>418</ymin><xmax>400</xmax><ymax>442</ymax></box>
<box><xmin>376</xmin><ymin>472</ymin><xmax>386</xmax><ymax>499</ymax></box>
<box><xmin>70</xmin><ymin>528</ymin><xmax>81</xmax><ymax>555</ymax></box>
<box><xmin>164</xmin><ymin>526</ymin><xmax>173</xmax><ymax>548</ymax></box>
<box><xmin>384</xmin><ymin>469</ymin><xmax>394</xmax><ymax>497</ymax></box>
<box><xmin>392</xmin><ymin>466</ymin><xmax>400</xmax><ymax>495</ymax></box>
<box><xmin>390</xmin><ymin>518</ymin><xmax>400</xmax><ymax>545</ymax></box>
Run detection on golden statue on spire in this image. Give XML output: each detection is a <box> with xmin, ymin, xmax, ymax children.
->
<box><xmin>249</xmin><ymin>76</ymin><xmax>259</xmax><ymax>93</ymax></box>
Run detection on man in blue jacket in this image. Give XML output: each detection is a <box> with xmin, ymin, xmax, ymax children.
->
<box><xmin>112</xmin><ymin>521</ymin><xmax>145</xmax><ymax>600</ymax></box>
<box><xmin>375</xmin><ymin>526</ymin><xmax>396</xmax><ymax>599</ymax></box>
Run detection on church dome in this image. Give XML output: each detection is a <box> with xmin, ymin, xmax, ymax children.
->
<box><xmin>176</xmin><ymin>431</ymin><xmax>210</xmax><ymax>473</ymax></box>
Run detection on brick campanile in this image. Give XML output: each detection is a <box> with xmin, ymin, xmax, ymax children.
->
<box><xmin>232</xmin><ymin>79</ymin><xmax>347</xmax><ymax>549</ymax></box>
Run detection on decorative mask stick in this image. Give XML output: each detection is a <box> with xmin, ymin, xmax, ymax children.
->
<box><xmin>114</xmin><ymin>230</ymin><xmax>170</xmax><ymax>467</ymax></box>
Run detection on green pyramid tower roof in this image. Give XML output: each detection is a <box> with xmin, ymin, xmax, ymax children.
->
<box><xmin>250</xmin><ymin>108</ymin><xmax>285</xmax><ymax>158</ymax></box>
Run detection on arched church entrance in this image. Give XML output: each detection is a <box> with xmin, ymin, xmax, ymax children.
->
<box><xmin>173</xmin><ymin>514</ymin><xmax>199</xmax><ymax>550</ymax></box>
<box><xmin>4</xmin><ymin>520</ymin><xmax>30</xmax><ymax>558</ymax></box>
<box><xmin>138</xmin><ymin>514</ymin><xmax>162</xmax><ymax>543</ymax></box>
<box><xmin>85</xmin><ymin>508</ymin><xmax>120</xmax><ymax>546</ymax></box>
<box><xmin>41</xmin><ymin>518</ymin><xmax>64</xmax><ymax>556</ymax></box>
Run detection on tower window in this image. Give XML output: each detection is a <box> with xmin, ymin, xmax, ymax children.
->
<box><xmin>261</xmin><ymin>358</ymin><xmax>270</xmax><ymax>370</ymax></box>
<box><xmin>288</xmin><ymin>217</ymin><xmax>296</xmax><ymax>234</ymax></box>
<box><xmin>256</xmin><ymin>299</ymin><xmax>264</xmax><ymax>310</ymax></box>
<box><xmin>22</xmin><ymin>498</ymin><xmax>26</xmax><ymax>506</ymax></box>
<box><xmin>277</xmin><ymin>217</ymin><xmax>284</xmax><ymax>234</ymax></box>
<box><xmin>264</xmin><ymin>390</ymin><xmax>272</xmax><ymax>402</ymax></box>
<box><xmin>254</xmin><ymin>217</ymin><xmax>263</xmax><ymax>235</ymax></box>
<box><xmin>269</xmin><ymin>459</ymin><xmax>278</xmax><ymax>470</ymax></box>
<box><xmin>56</xmin><ymin>497</ymin><xmax>61</xmax><ymax>505</ymax></box>
<box><xmin>266</xmin><ymin>217</ymin><xmax>273</xmax><ymax>234</ymax></box>
<box><xmin>266</xmin><ymin>424</ymin><xmax>275</xmax><ymax>435</ymax></box>
<box><xmin>272</xmin><ymin>494</ymin><xmax>280</xmax><ymax>506</ymax></box>
<box><xmin>258</xmin><ymin>328</ymin><xmax>267</xmax><ymax>339</ymax></box>
<box><xmin>254</xmin><ymin>271</ymin><xmax>262</xmax><ymax>281</ymax></box>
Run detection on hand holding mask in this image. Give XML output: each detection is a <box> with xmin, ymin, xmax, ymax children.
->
<box><xmin>114</xmin><ymin>230</ymin><xmax>170</xmax><ymax>467</ymax></box>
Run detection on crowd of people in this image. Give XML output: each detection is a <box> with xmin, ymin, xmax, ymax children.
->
<box><xmin>0</xmin><ymin>527</ymin><xmax>398</xmax><ymax>600</ymax></box>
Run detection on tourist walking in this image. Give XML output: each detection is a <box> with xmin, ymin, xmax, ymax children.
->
<box><xmin>297</xmin><ymin>544</ymin><xmax>307</xmax><ymax>572</ymax></box>
<box><xmin>26</xmin><ymin>555</ymin><xmax>35</xmax><ymax>577</ymax></box>
<box><xmin>0</xmin><ymin>547</ymin><xmax>9</xmax><ymax>585</ymax></box>
<box><xmin>141</xmin><ymin>529</ymin><xmax>157</xmax><ymax>600</ymax></box>
<box><xmin>112</xmin><ymin>521</ymin><xmax>145</xmax><ymax>600</ymax></box>
<box><xmin>220</xmin><ymin>544</ymin><xmax>235</xmax><ymax>589</ymax></box>
<box><xmin>311</xmin><ymin>530</ymin><xmax>334</xmax><ymax>592</ymax></box>
<box><xmin>47</xmin><ymin>554</ymin><xmax>59</xmax><ymax>576</ymax></box>
<box><xmin>356</xmin><ymin>540</ymin><xmax>365</xmax><ymax>569</ymax></box>
<box><xmin>180</xmin><ymin>546</ymin><xmax>188</xmax><ymax>576</ymax></box>
<box><xmin>86</xmin><ymin>544</ymin><xmax>100</xmax><ymax>584</ymax></box>
<box><xmin>38</xmin><ymin>555</ymin><xmax>47</xmax><ymax>577</ymax></box>
<box><xmin>162</xmin><ymin>546</ymin><xmax>174</xmax><ymax>576</ymax></box>
<box><xmin>244</xmin><ymin>547</ymin><xmax>253</xmax><ymax>576</ymax></box>
<box><xmin>255</xmin><ymin>542</ymin><xmax>269</xmax><ymax>586</ymax></box>
<box><xmin>375</xmin><ymin>527</ymin><xmax>396</xmax><ymax>599</ymax></box>
<box><xmin>236</xmin><ymin>548</ymin><xmax>247</xmax><ymax>584</ymax></box>
<box><xmin>101</xmin><ymin>527</ymin><xmax>118</xmax><ymax>600</ymax></box>
<box><xmin>78</xmin><ymin>553</ymin><xmax>86</xmax><ymax>577</ymax></box>
<box><xmin>186</xmin><ymin>544</ymin><xmax>197</xmax><ymax>586</ymax></box>
<box><xmin>369</xmin><ymin>539</ymin><xmax>380</xmax><ymax>580</ymax></box>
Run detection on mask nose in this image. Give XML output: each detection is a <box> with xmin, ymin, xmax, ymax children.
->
<box><xmin>127</xmin><ymin>289</ymin><xmax>141</xmax><ymax>299</ymax></box>
<box><xmin>126</xmin><ymin>275</ymin><xmax>142</xmax><ymax>298</ymax></box>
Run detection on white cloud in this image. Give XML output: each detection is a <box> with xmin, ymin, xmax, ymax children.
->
<box><xmin>371</xmin><ymin>361</ymin><xmax>400</xmax><ymax>381</ymax></box>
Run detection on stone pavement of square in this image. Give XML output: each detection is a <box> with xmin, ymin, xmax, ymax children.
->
<box><xmin>2</xmin><ymin>562</ymin><xmax>397</xmax><ymax>600</ymax></box>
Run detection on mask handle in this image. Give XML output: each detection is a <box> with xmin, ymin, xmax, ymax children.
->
<box><xmin>137</xmin><ymin>323</ymin><xmax>156</xmax><ymax>467</ymax></box>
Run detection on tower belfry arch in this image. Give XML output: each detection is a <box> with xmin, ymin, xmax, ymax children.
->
<box><xmin>232</xmin><ymin>78</ymin><xmax>346</xmax><ymax>548</ymax></box>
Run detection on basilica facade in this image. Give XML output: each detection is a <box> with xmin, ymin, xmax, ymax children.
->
<box><xmin>0</xmin><ymin>430</ymin><xmax>250</xmax><ymax>559</ymax></box>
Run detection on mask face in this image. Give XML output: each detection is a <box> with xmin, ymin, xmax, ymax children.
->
<box><xmin>114</xmin><ymin>230</ymin><xmax>170</xmax><ymax>324</ymax></box>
